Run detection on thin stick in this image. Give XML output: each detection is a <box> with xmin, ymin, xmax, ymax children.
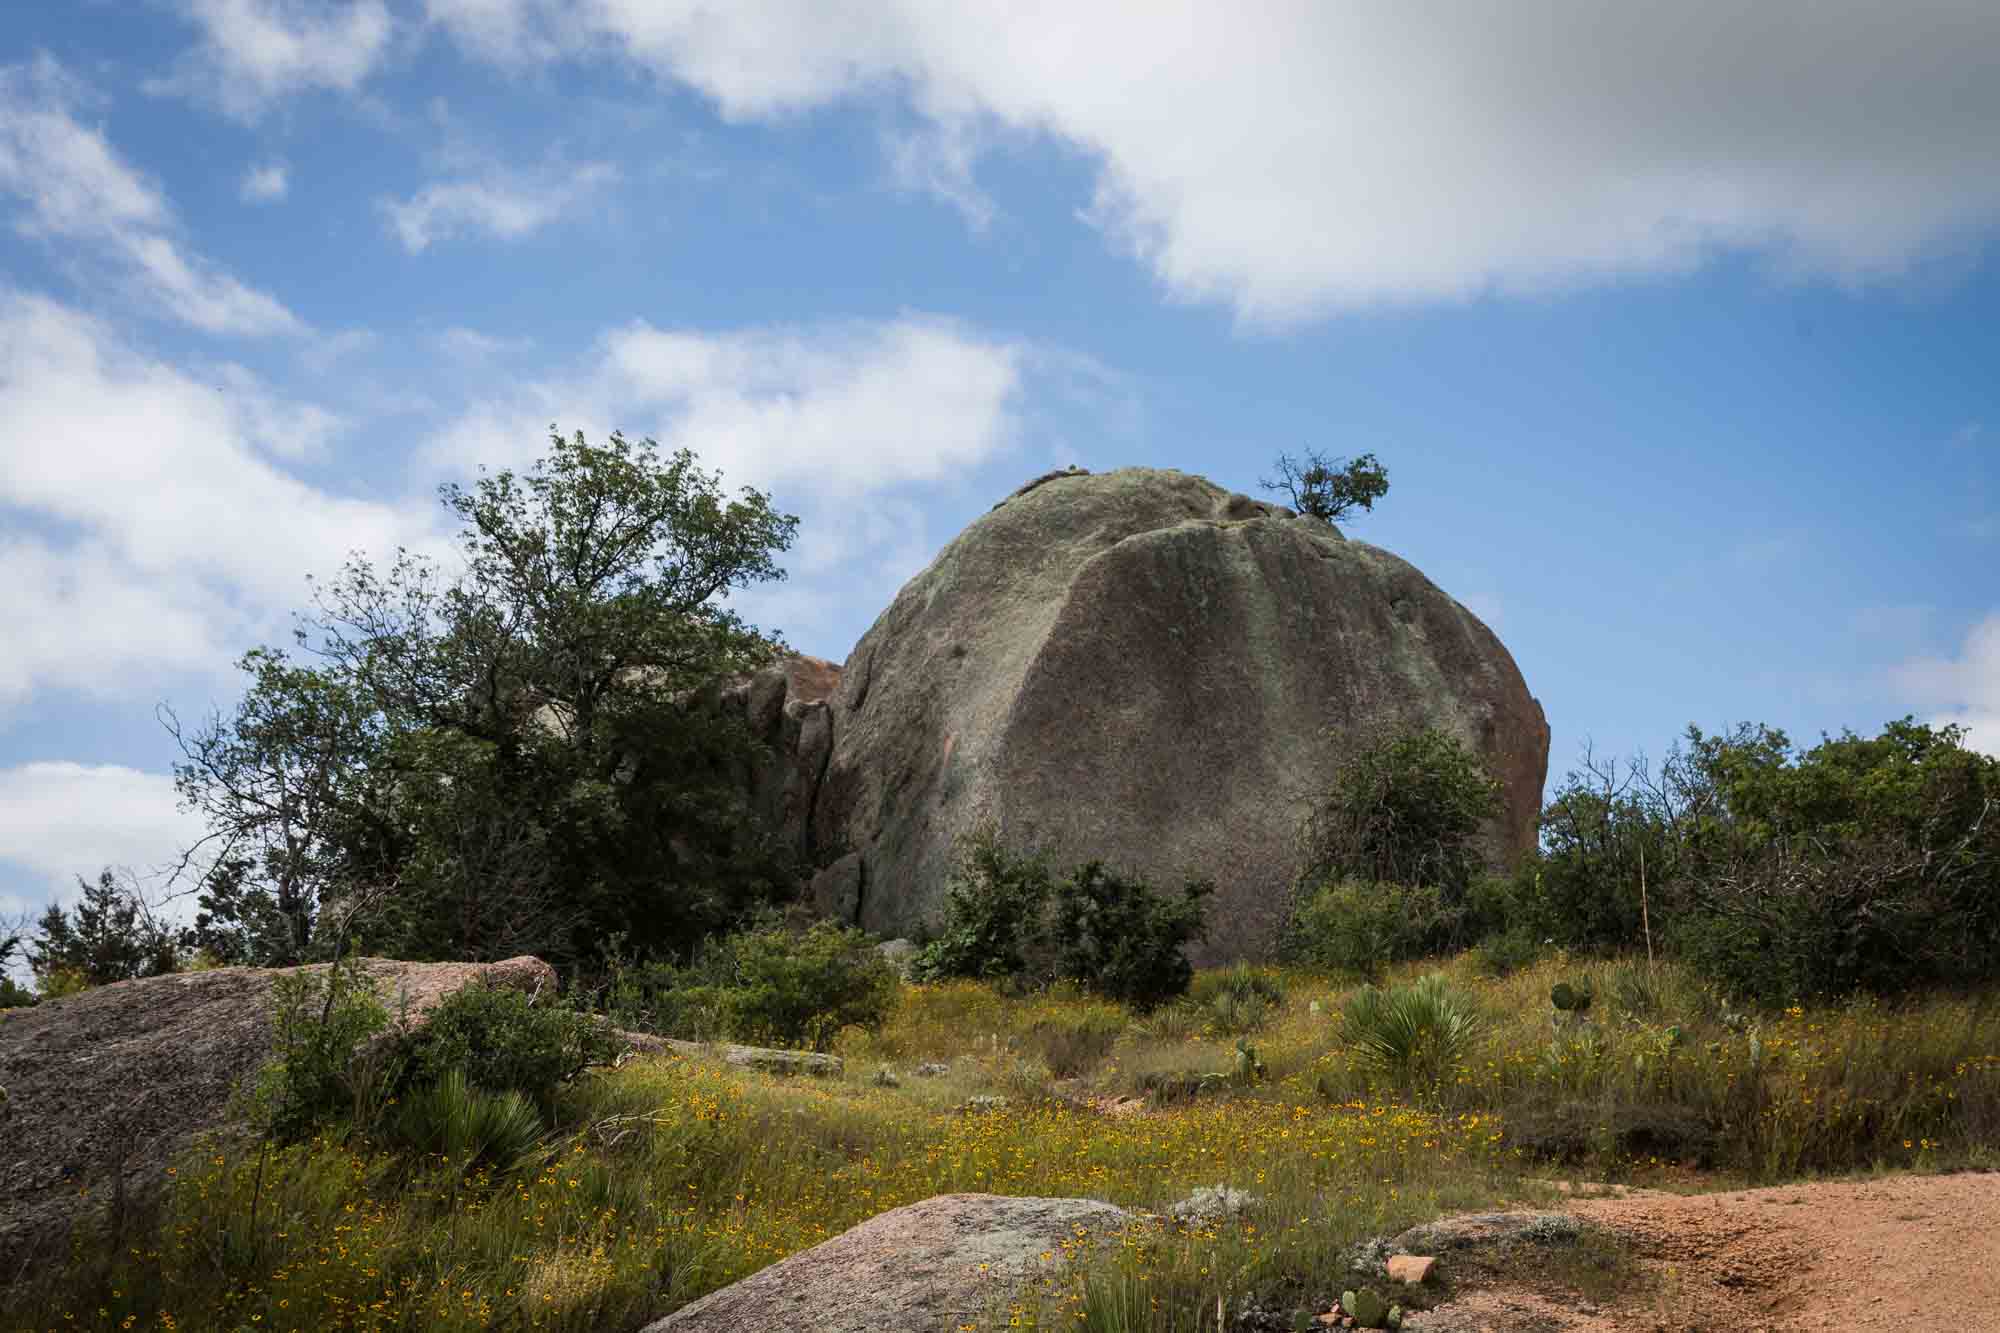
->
<box><xmin>1640</xmin><ymin>842</ymin><xmax>1655</xmax><ymax>971</ymax></box>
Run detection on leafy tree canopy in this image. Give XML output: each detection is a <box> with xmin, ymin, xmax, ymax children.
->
<box><xmin>1259</xmin><ymin>448</ymin><xmax>1389</xmax><ymax>523</ymax></box>
<box><xmin>165</xmin><ymin>429</ymin><xmax>800</xmax><ymax>969</ymax></box>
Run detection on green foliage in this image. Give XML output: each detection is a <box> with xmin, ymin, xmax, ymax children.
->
<box><xmin>914</xmin><ymin>829</ymin><xmax>1059</xmax><ymax>982</ymax></box>
<box><xmin>401</xmin><ymin>984</ymin><xmax>618</xmax><ymax>1115</ymax></box>
<box><xmin>1298</xmin><ymin>727</ymin><xmax>1502</xmax><ymax>905</ymax></box>
<box><xmin>1549</xmin><ymin>980</ymin><xmax>1594</xmax><ymax>1014</ymax></box>
<box><xmin>1286</xmin><ymin>878</ymin><xmax>1458</xmax><ymax>978</ymax></box>
<box><xmin>1187</xmin><ymin>963</ymin><xmax>1287</xmax><ymax>1034</ymax></box>
<box><xmin>1260</xmin><ymin>448</ymin><xmax>1390</xmax><ymax>524</ymax></box>
<box><xmin>382</xmin><ymin>1068</ymin><xmax>546</xmax><ymax>1174</ymax></box>
<box><xmin>1338</xmin><ymin>973</ymin><xmax>1486</xmax><ymax>1096</ymax></box>
<box><xmin>1520</xmin><ymin>717</ymin><xmax>2000</xmax><ymax>1002</ymax></box>
<box><xmin>27</xmin><ymin>869</ymin><xmax>184</xmax><ymax>989</ymax></box>
<box><xmin>1048</xmin><ymin>861</ymin><xmax>1212</xmax><ymax>1011</ymax></box>
<box><xmin>253</xmin><ymin>954</ymin><xmax>392</xmax><ymax>1141</ymax></box>
<box><xmin>1026</xmin><ymin>1005</ymin><xmax>1128</xmax><ymax>1077</ymax></box>
<box><xmin>1470</xmin><ymin>925</ymin><xmax>1545</xmax><ymax>978</ymax></box>
<box><xmin>915</xmin><ymin>830</ymin><xmax>1211</xmax><ymax>1011</ymax></box>
<box><xmin>166</xmin><ymin>428</ymin><xmax>802</xmax><ymax>971</ymax></box>
<box><xmin>1</xmin><ymin>926</ymin><xmax>37</xmax><ymax>1008</ymax></box>
<box><xmin>632</xmin><ymin>918</ymin><xmax>902</xmax><ymax>1053</ymax></box>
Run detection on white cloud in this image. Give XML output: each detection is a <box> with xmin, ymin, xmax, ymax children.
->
<box><xmin>240</xmin><ymin>160</ymin><xmax>289</xmax><ymax>202</ymax></box>
<box><xmin>0</xmin><ymin>58</ymin><xmax>303</xmax><ymax>335</ymax></box>
<box><xmin>0</xmin><ymin>291</ymin><xmax>441</xmax><ymax>704</ymax></box>
<box><xmin>885</xmin><ymin>120</ymin><xmax>994</xmax><ymax>230</ymax></box>
<box><xmin>1891</xmin><ymin>611</ymin><xmax>2000</xmax><ymax>758</ymax></box>
<box><xmin>150</xmin><ymin>0</ymin><xmax>396</xmax><ymax>121</ymax></box>
<box><xmin>426</xmin><ymin>313</ymin><xmax>1027</xmax><ymax>645</ymax></box>
<box><xmin>380</xmin><ymin>161</ymin><xmax>617</xmax><ymax>252</ymax></box>
<box><xmin>0</xmin><ymin>763</ymin><xmax>205</xmax><ymax>917</ymax></box>
<box><xmin>426</xmin><ymin>0</ymin><xmax>2000</xmax><ymax>325</ymax></box>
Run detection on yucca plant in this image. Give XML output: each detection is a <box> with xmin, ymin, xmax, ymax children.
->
<box><xmin>387</xmin><ymin>1068</ymin><xmax>546</xmax><ymax>1174</ymax></box>
<box><xmin>1339</xmin><ymin>972</ymin><xmax>1486</xmax><ymax>1098</ymax></box>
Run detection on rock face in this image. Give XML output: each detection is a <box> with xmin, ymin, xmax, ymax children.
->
<box><xmin>0</xmin><ymin>955</ymin><xmax>554</xmax><ymax>1284</ymax></box>
<box><xmin>645</xmin><ymin>1192</ymin><xmax>1132</xmax><ymax>1332</ymax></box>
<box><xmin>805</xmin><ymin>466</ymin><xmax>1549</xmax><ymax>961</ymax></box>
<box><xmin>707</xmin><ymin>652</ymin><xmax>843</xmax><ymax>861</ymax></box>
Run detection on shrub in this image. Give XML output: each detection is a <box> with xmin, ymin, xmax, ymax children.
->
<box><xmin>383</xmin><ymin>1068</ymin><xmax>546</xmax><ymax>1173</ymax></box>
<box><xmin>1287</xmin><ymin>878</ymin><xmax>1458</xmax><ymax>977</ymax></box>
<box><xmin>916</xmin><ymin>829</ymin><xmax>1211</xmax><ymax>1011</ymax></box>
<box><xmin>1188</xmin><ymin>963</ymin><xmax>1287</xmax><ymax>1034</ymax></box>
<box><xmin>914</xmin><ymin>829</ymin><xmax>1061</xmax><ymax>982</ymax></box>
<box><xmin>1026</xmin><ymin>1006</ymin><xmax>1127</xmax><ymax>1077</ymax></box>
<box><xmin>1471</xmin><ymin>926</ymin><xmax>1545</xmax><ymax>978</ymax></box>
<box><xmin>664</xmin><ymin>918</ymin><xmax>902</xmax><ymax>1053</ymax></box>
<box><xmin>1298</xmin><ymin>726</ymin><xmax>1502</xmax><ymax>901</ymax></box>
<box><xmin>253</xmin><ymin>954</ymin><xmax>391</xmax><ymax>1141</ymax></box>
<box><xmin>1048</xmin><ymin>861</ymin><xmax>1211</xmax><ymax>1011</ymax></box>
<box><xmin>401</xmin><ymin>983</ymin><xmax>617</xmax><ymax>1115</ymax></box>
<box><xmin>1339</xmin><ymin>973</ymin><xmax>1485</xmax><ymax>1096</ymax></box>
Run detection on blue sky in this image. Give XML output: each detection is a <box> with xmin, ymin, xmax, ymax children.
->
<box><xmin>2</xmin><ymin>2</ymin><xmax>1997</xmax><ymax>925</ymax></box>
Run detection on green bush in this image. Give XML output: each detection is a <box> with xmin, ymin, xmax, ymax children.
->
<box><xmin>1298</xmin><ymin>726</ymin><xmax>1502</xmax><ymax>900</ymax></box>
<box><xmin>1026</xmin><ymin>1005</ymin><xmax>1127</xmax><ymax>1077</ymax></box>
<box><xmin>914</xmin><ymin>829</ymin><xmax>1061</xmax><ymax>982</ymax></box>
<box><xmin>1287</xmin><ymin>878</ymin><xmax>1458</xmax><ymax>977</ymax></box>
<box><xmin>383</xmin><ymin>1068</ymin><xmax>546</xmax><ymax>1173</ymax></box>
<box><xmin>666</xmin><ymin>919</ymin><xmax>902</xmax><ymax>1053</ymax></box>
<box><xmin>1338</xmin><ymin>973</ymin><xmax>1486</xmax><ymax>1097</ymax></box>
<box><xmin>1187</xmin><ymin>963</ymin><xmax>1287</xmax><ymax>1034</ymax></box>
<box><xmin>1047</xmin><ymin>861</ymin><xmax>1211</xmax><ymax>1011</ymax></box>
<box><xmin>915</xmin><ymin>830</ymin><xmax>1211</xmax><ymax>1011</ymax></box>
<box><xmin>401</xmin><ymin>983</ymin><xmax>618</xmax><ymax>1115</ymax></box>
<box><xmin>1471</xmin><ymin>926</ymin><xmax>1545</xmax><ymax>977</ymax></box>
<box><xmin>253</xmin><ymin>954</ymin><xmax>391</xmax><ymax>1141</ymax></box>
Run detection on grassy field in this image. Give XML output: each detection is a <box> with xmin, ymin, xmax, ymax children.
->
<box><xmin>12</xmin><ymin>952</ymin><xmax>2000</xmax><ymax>1332</ymax></box>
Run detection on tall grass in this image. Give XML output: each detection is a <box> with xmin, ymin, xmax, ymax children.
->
<box><xmin>11</xmin><ymin>958</ymin><xmax>2000</xmax><ymax>1332</ymax></box>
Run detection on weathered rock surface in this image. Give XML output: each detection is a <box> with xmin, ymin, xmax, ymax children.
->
<box><xmin>644</xmin><ymin>1192</ymin><xmax>1132</xmax><ymax>1332</ymax></box>
<box><xmin>807</xmin><ymin>466</ymin><xmax>1549</xmax><ymax>960</ymax></box>
<box><xmin>707</xmin><ymin>653</ymin><xmax>844</xmax><ymax>860</ymax></box>
<box><xmin>614</xmin><ymin>1029</ymin><xmax>844</xmax><ymax>1077</ymax></box>
<box><xmin>0</xmin><ymin>955</ymin><xmax>554</xmax><ymax>1284</ymax></box>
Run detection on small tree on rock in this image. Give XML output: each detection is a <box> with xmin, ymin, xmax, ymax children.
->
<box><xmin>1260</xmin><ymin>449</ymin><xmax>1389</xmax><ymax>523</ymax></box>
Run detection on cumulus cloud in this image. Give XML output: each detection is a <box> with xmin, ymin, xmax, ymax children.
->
<box><xmin>0</xmin><ymin>763</ymin><xmax>205</xmax><ymax>917</ymax></box>
<box><xmin>379</xmin><ymin>161</ymin><xmax>617</xmax><ymax>251</ymax></box>
<box><xmin>0</xmin><ymin>291</ymin><xmax>441</xmax><ymax>704</ymax></box>
<box><xmin>1891</xmin><ymin>611</ymin><xmax>2000</xmax><ymax>757</ymax></box>
<box><xmin>0</xmin><ymin>57</ymin><xmax>303</xmax><ymax>335</ymax></box>
<box><xmin>240</xmin><ymin>160</ymin><xmax>289</xmax><ymax>202</ymax></box>
<box><xmin>150</xmin><ymin>0</ymin><xmax>396</xmax><ymax>121</ymax></box>
<box><xmin>425</xmin><ymin>313</ymin><xmax>1029</xmax><ymax>646</ymax></box>
<box><xmin>424</xmin><ymin>0</ymin><xmax>2000</xmax><ymax>324</ymax></box>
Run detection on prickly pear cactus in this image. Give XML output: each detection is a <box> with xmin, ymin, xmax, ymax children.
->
<box><xmin>1387</xmin><ymin>1304</ymin><xmax>1403</xmax><ymax>1329</ymax></box>
<box><xmin>1347</xmin><ymin>1287</ymin><xmax>1391</xmax><ymax>1327</ymax></box>
<box><xmin>1550</xmin><ymin>980</ymin><xmax>1593</xmax><ymax>1013</ymax></box>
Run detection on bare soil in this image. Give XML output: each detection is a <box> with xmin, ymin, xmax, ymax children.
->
<box><xmin>1407</xmin><ymin>1170</ymin><xmax>2000</xmax><ymax>1332</ymax></box>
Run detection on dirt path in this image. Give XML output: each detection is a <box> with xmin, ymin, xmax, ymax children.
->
<box><xmin>1407</xmin><ymin>1171</ymin><xmax>2000</xmax><ymax>1332</ymax></box>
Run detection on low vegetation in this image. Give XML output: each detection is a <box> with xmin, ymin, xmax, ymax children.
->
<box><xmin>10</xmin><ymin>944</ymin><xmax>1999</xmax><ymax>1332</ymax></box>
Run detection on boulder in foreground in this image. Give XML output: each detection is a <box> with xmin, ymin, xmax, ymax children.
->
<box><xmin>646</xmin><ymin>1192</ymin><xmax>1133</xmax><ymax>1332</ymax></box>
<box><xmin>0</xmin><ymin>955</ymin><xmax>553</xmax><ymax>1283</ymax></box>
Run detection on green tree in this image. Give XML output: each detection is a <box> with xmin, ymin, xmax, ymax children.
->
<box><xmin>166</xmin><ymin>429</ymin><xmax>800</xmax><ymax>970</ymax></box>
<box><xmin>1259</xmin><ymin>448</ymin><xmax>1389</xmax><ymax>523</ymax></box>
<box><xmin>26</xmin><ymin>868</ymin><xmax>183</xmax><ymax>989</ymax></box>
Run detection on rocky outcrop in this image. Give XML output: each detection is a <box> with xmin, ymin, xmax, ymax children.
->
<box><xmin>645</xmin><ymin>1192</ymin><xmax>1132</xmax><ymax>1331</ymax></box>
<box><xmin>708</xmin><ymin>653</ymin><xmax>843</xmax><ymax>860</ymax></box>
<box><xmin>0</xmin><ymin>955</ymin><xmax>554</xmax><ymax>1284</ymax></box>
<box><xmin>805</xmin><ymin>466</ymin><xmax>1549</xmax><ymax>961</ymax></box>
